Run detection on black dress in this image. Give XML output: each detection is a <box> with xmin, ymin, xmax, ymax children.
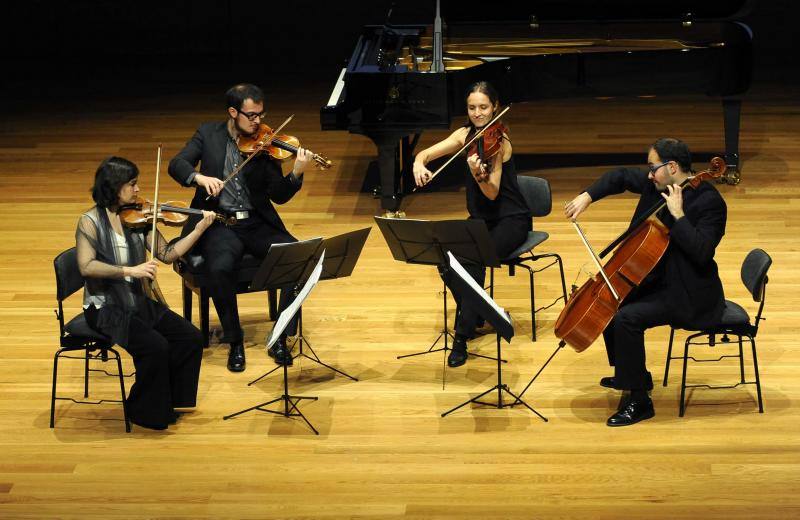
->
<box><xmin>448</xmin><ymin>156</ymin><xmax>531</xmax><ymax>337</ymax></box>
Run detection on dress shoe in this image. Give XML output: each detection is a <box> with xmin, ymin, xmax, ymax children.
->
<box><xmin>447</xmin><ymin>335</ymin><xmax>468</xmax><ymax>368</ymax></box>
<box><xmin>606</xmin><ymin>396</ymin><xmax>655</xmax><ymax>427</ymax></box>
<box><xmin>268</xmin><ymin>337</ymin><xmax>293</xmax><ymax>366</ymax></box>
<box><xmin>227</xmin><ymin>342</ymin><xmax>246</xmax><ymax>372</ymax></box>
<box><xmin>600</xmin><ymin>371</ymin><xmax>653</xmax><ymax>391</ymax></box>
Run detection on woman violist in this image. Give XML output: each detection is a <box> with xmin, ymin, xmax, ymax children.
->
<box><xmin>76</xmin><ymin>156</ymin><xmax>216</xmax><ymax>430</ymax></box>
<box><xmin>413</xmin><ymin>81</ymin><xmax>530</xmax><ymax>367</ymax></box>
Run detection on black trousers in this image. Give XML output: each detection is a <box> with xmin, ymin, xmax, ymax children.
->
<box><xmin>602</xmin><ymin>282</ymin><xmax>673</xmax><ymax>391</ymax></box>
<box><xmin>86</xmin><ymin>300</ymin><xmax>203</xmax><ymax>427</ymax></box>
<box><xmin>196</xmin><ymin>216</ymin><xmax>298</xmax><ymax>344</ymax></box>
<box><xmin>441</xmin><ymin>215</ymin><xmax>530</xmax><ymax>338</ymax></box>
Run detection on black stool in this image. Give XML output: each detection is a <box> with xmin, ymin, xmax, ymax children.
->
<box><xmin>174</xmin><ymin>250</ymin><xmax>278</xmax><ymax>347</ymax></box>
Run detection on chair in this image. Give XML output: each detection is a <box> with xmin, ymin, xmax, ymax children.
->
<box><xmin>51</xmin><ymin>247</ymin><xmax>131</xmax><ymax>432</ymax></box>
<box><xmin>663</xmin><ymin>248</ymin><xmax>771</xmax><ymax>416</ymax></box>
<box><xmin>173</xmin><ymin>249</ymin><xmax>278</xmax><ymax>347</ymax></box>
<box><xmin>488</xmin><ymin>175</ymin><xmax>567</xmax><ymax>341</ymax></box>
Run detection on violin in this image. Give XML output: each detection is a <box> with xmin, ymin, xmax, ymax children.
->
<box><xmin>413</xmin><ymin>105</ymin><xmax>511</xmax><ymax>191</ymax></box>
<box><xmin>119</xmin><ymin>196</ymin><xmax>235</xmax><ymax>228</ymax></box>
<box><xmin>238</xmin><ymin>123</ymin><xmax>332</xmax><ymax>169</ymax></box>
<box><xmin>554</xmin><ymin>157</ymin><xmax>727</xmax><ymax>352</ymax></box>
<box><xmin>468</xmin><ymin>120</ymin><xmax>507</xmax><ymax>179</ymax></box>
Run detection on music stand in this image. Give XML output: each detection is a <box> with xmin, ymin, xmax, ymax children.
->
<box><xmin>375</xmin><ymin>216</ymin><xmax>504</xmax><ymax>366</ymax></box>
<box><xmin>440</xmin><ymin>252</ymin><xmax>547</xmax><ymax>421</ymax></box>
<box><xmin>248</xmin><ymin>228</ymin><xmax>371</xmax><ymax>385</ymax></box>
<box><xmin>223</xmin><ymin>242</ymin><xmax>324</xmax><ymax>434</ymax></box>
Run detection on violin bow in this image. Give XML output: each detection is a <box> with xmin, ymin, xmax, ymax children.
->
<box><xmin>412</xmin><ymin>105</ymin><xmax>510</xmax><ymax>192</ymax></box>
<box><xmin>150</xmin><ymin>144</ymin><xmax>162</xmax><ymax>260</ymax></box>
<box><xmin>145</xmin><ymin>144</ymin><xmax>168</xmax><ymax>305</ymax></box>
<box><xmin>206</xmin><ymin>114</ymin><xmax>294</xmax><ymax>200</ymax></box>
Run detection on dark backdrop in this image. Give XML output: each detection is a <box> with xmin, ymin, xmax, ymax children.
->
<box><xmin>0</xmin><ymin>1</ymin><xmax>797</xmax><ymax>101</ymax></box>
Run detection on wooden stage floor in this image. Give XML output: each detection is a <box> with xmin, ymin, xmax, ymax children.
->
<box><xmin>1</xmin><ymin>81</ymin><xmax>798</xmax><ymax>519</ymax></box>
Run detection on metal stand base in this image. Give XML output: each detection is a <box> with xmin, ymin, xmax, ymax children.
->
<box><xmin>441</xmin><ymin>334</ymin><xmax>547</xmax><ymax>421</ymax></box>
<box><xmin>224</xmin><ymin>363</ymin><xmax>320</xmax><ymax>435</ymax></box>
<box><xmin>398</xmin><ymin>281</ymin><xmax>506</xmax><ymax>364</ymax></box>
<box><xmin>248</xmin><ymin>314</ymin><xmax>358</xmax><ymax>387</ymax></box>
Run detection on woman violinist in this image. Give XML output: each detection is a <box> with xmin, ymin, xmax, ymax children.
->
<box><xmin>563</xmin><ymin>138</ymin><xmax>727</xmax><ymax>427</ymax></box>
<box><xmin>76</xmin><ymin>156</ymin><xmax>216</xmax><ymax>430</ymax></box>
<box><xmin>413</xmin><ymin>81</ymin><xmax>530</xmax><ymax>368</ymax></box>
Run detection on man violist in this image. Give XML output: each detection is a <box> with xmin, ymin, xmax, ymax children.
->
<box><xmin>169</xmin><ymin>83</ymin><xmax>313</xmax><ymax>372</ymax></box>
<box><xmin>564</xmin><ymin>138</ymin><xmax>727</xmax><ymax>426</ymax></box>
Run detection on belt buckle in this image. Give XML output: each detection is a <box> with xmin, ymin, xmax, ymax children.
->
<box><xmin>235</xmin><ymin>210</ymin><xmax>249</xmax><ymax>221</ymax></box>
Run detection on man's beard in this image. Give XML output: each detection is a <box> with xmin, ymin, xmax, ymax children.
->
<box><xmin>235</xmin><ymin>120</ymin><xmax>257</xmax><ymax>137</ymax></box>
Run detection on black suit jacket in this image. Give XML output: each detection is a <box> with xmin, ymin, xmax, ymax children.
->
<box><xmin>168</xmin><ymin>121</ymin><xmax>300</xmax><ymax>234</ymax></box>
<box><xmin>586</xmin><ymin>167</ymin><xmax>727</xmax><ymax>329</ymax></box>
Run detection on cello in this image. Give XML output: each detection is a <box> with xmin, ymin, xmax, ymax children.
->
<box><xmin>554</xmin><ymin>157</ymin><xmax>727</xmax><ymax>352</ymax></box>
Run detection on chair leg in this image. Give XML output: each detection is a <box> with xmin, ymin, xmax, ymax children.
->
<box><xmin>528</xmin><ymin>266</ymin><xmax>536</xmax><ymax>342</ymax></box>
<box><xmin>112</xmin><ymin>348</ymin><xmax>131</xmax><ymax>432</ymax></box>
<box><xmin>555</xmin><ymin>254</ymin><xmax>567</xmax><ymax>305</ymax></box>
<box><xmin>663</xmin><ymin>328</ymin><xmax>675</xmax><ymax>386</ymax></box>
<box><xmin>738</xmin><ymin>336</ymin><xmax>746</xmax><ymax>384</ymax></box>
<box><xmin>182</xmin><ymin>282</ymin><xmax>192</xmax><ymax>322</ymax></box>
<box><xmin>679</xmin><ymin>338</ymin><xmax>690</xmax><ymax>417</ymax></box>
<box><xmin>83</xmin><ymin>348</ymin><xmax>90</xmax><ymax>398</ymax></box>
<box><xmin>749</xmin><ymin>337</ymin><xmax>764</xmax><ymax>413</ymax></box>
<box><xmin>200</xmin><ymin>288</ymin><xmax>210</xmax><ymax>348</ymax></box>
<box><xmin>50</xmin><ymin>350</ymin><xmax>62</xmax><ymax>428</ymax></box>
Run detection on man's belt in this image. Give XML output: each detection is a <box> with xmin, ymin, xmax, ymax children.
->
<box><xmin>219</xmin><ymin>209</ymin><xmax>251</xmax><ymax>222</ymax></box>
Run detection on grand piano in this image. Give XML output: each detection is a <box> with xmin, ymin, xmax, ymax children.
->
<box><xmin>321</xmin><ymin>1</ymin><xmax>754</xmax><ymax>213</ymax></box>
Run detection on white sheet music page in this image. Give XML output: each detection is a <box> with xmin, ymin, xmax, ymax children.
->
<box><xmin>446</xmin><ymin>251</ymin><xmax>511</xmax><ymax>324</ymax></box>
<box><xmin>266</xmin><ymin>250</ymin><xmax>326</xmax><ymax>349</ymax></box>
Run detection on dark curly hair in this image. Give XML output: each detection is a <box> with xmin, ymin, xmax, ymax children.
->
<box><xmin>91</xmin><ymin>156</ymin><xmax>139</xmax><ymax>208</ymax></box>
<box><xmin>225</xmin><ymin>83</ymin><xmax>264</xmax><ymax>111</ymax></box>
<box><xmin>651</xmin><ymin>137</ymin><xmax>692</xmax><ymax>173</ymax></box>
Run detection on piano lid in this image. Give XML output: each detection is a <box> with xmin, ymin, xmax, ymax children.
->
<box><xmin>437</xmin><ymin>0</ymin><xmax>755</xmax><ymax>23</ymax></box>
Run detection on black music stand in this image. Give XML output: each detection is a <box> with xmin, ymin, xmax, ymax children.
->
<box><xmin>248</xmin><ymin>228</ymin><xmax>371</xmax><ymax>385</ymax></box>
<box><xmin>223</xmin><ymin>240</ymin><xmax>324</xmax><ymax>434</ymax></box>
<box><xmin>375</xmin><ymin>216</ymin><xmax>504</xmax><ymax>365</ymax></box>
<box><xmin>440</xmin><ymin>252</ymin><xmax>547</xmax><ymax>421</ymax></box>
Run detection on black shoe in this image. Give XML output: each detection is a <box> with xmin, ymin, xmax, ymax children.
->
<box><xmin>447</xmin><ymin>336</ymin><xmax>468</xmax><ymax>368</ymax></box>
<box><xmin>600</xmin><ymin>372</ymin><xmax>654</xmax><ymax>391</ymax></box>
<box><xmin>606</xmin><ymin>396</ymin><xmax>655</xmax><ymax>427</ymax></box>
<box><xmin>169</xmin><ymin>411</ymin><xmax>186</xmax><ymax>425</ymax></box>
<box><xmin>268</xmin><ymin>337</ymin><xmax>293</xmax><ymax>366</ymax></box>
<box><xmin>227</xmin><ymin>342</ymin><xmax>246</xmax><ymax>372</ymax></box>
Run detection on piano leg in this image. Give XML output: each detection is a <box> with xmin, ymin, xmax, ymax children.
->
<box><xmin>372</xmin><ymin>134</ymin><xmax>404</xmax><ymax>213</ymax></box>
<box><xmin>722</xmin><ymin>98</ymin><xmax>742</xmax><ymax>184</ymax></box>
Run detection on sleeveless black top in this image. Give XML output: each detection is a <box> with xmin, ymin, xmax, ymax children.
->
<box><xmin>466</xmin><ymin>156</ymin><xmax>529</xmax><ymax>222</ymax></box>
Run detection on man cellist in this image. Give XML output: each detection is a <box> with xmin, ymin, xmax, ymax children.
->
<box><xmin>564</xmin><ymin>138</ymin><xmax>727</xmax><ymax>427</ymax></box>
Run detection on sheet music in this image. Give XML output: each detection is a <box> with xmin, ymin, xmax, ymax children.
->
<box><xmin>266</xmin><ymin>250</ymin><xmax>326</xmax><ymax>349</ymax></box>
<box><xmin>446</xmin><ymin>251</ymin><xmax>510</xmax><ymax>324</ymax></box>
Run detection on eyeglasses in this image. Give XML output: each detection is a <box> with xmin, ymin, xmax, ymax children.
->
<box><xmin>237</xmin><ymin>110</ymin><xmax>266</xmax><ymax>122</ymax></box>
<box><xmin>648</xmin><ymin>161</ymin><xmax>671</xmax><ymax>173</ymax></box>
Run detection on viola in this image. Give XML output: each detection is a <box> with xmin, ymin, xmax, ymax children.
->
<box><xmin>554</xmin><ymin>157</ymin><xmax>727</xmax><ymax>352</ymax></box>
<box><xmin>468</xmin><ymin>120</ymin><xmax>507</xmax><ymax>176</ymax></box>
<box><xmin>413</xmin><ymin>105</ymin><xmax>511</xmax><ymax>191</ymax></box>
<box><xmin>119</xmin><ymin>196</ymin><xmax>235</xmax><ymax>228</ymax></box>
<box><xmin>238</xmin><ymin>123</ymin><xmax>332</xmax><ymax>170</ymax></box>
